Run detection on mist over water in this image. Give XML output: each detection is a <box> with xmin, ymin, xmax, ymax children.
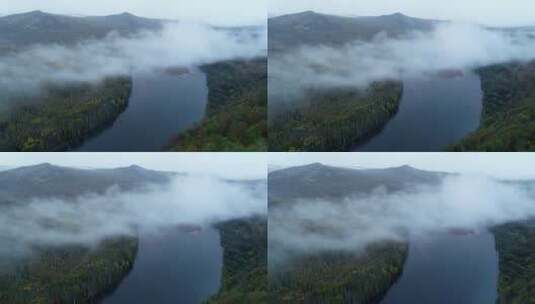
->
<box><xmin>270</xmin><ymin>175</ymin><xmax>535</xmax><ymax>263</ymax></box>
<box><xmin>269</xmin><ymin>23</ymin><xmax>535</xmax><ymax>102</ymax></box>
<box><xmin>0</xmin><ymin>22</ymin><xmax>267</xmax><ymax>99</ymax></box>
<box><xmin>0</xmin><ymin>175</ymin><xmax>267</xmax><ymax>259</ymax></box>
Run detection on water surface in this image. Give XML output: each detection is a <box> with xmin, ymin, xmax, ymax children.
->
<box><xmin>381</xmin><ymin>231</ymin><xmax>498</xmax><ymax>304</ymax></box>
<box><xmin>101</xmin><ymin>226</ymin><xmax>223</xmax><ymax>304</ymax></box>
<box><xmin>355</xmin><ymin>73</ymin><xmax>482</xmax><ymax>151</ymax></box>
<box><xmin>77</xmin><ymin>71</ymin><xmax>208</xmax><ymax>151</ymax></box>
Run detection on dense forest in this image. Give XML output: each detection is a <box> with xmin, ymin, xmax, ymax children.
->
<box><xmin>0</xmin><ymin>237</ymin><xmax>138</xmax><ymax>304</ymax></box>
<box><xmin>207</xmin><ymin>216</ymin><xmax>268</xmax><ymax>304</ymax></box>
<box><xmin>169</xmin><ymin>58</ymin><xmax>267</xmax><ymax>151</ymax></box>
<box><xmin>269</xmin><ymin>81</ymin><xmax>403</xmax><ymax>151</ymax></box>
<box><xmin>0</xmin><ymin>77</ymin><xmax>132</xmax><ymax>151</ymax></box>
<box><xmin>269</xmin><ymin>242</ymin><xmax>408</xmax><ymax>304</ymax></box>
<box><xmin>492</xmin><ymin>221</ymin><xmax>535</xmax><ymax>304</ymax></box>
<box><xmin>451</xmin><ymin>60</ymin><xmax>535</xmax><ymax>151</ymax></box>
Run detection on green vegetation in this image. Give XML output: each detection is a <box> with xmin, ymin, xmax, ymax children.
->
<box><xmin>0</xmin><ymin>77</ymin><xmax>132</xmax><ymax>151</ymax></box>
<box><xmin>207</xmin><ymin>216</ymin><xmax>267</xmax><ymax>304</ymax></box>
<box><xmin>492</xmin><ymin>221</ymin><xmax>535</xmax><ymax>304</ymax></box>
<box><xmin>451</xmin><ymin>61</ymin><xmax>535</xmax><ymax>151</ymax></box>
<box><xmin>270</xmin><ymin>242</ymin><xmax>408</xmax><ymax>304</ymax></box>
<box><xmin>0</xmin><ymin>237</ymin><xmax>138</xmax><ymax>304</ymax></box>
<box><xmin>169</xmin><ymin>58</ymin><xmax>267</xmax><ymax>151</ymax></box>
<box><xmin>269</xmin><ymin>81</ymin><xmax>403</xmax><ymax>151</ymax></box>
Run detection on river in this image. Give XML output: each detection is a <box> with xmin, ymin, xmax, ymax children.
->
<box><xmin>101</xmin><ymin>226</ymin><xmax>223</xmax><ymax>304</ymax></box>
<box><xmin>381</xmin><ymin>230</ymin><xmax>499</xmax><ymax>304</ymax></box>
<box><xmin>354</xmin><ymin>73</ymin><xmax>482</xmax><ymax>151</ymax></box>
<box><xmin>77</xmin><ymin>70</ymin><xmax>208</xmax><ymax>151</ymax></box>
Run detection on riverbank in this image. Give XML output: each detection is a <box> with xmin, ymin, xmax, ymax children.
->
<box><xmin>451</xmin><ymin>61</ymin><xmax>535</xmax><ymax>151</ymax></box>
<box><xmin>0</xmin><ymin>237</ymin><xmax>138</xmax><ymax>304</ymax></box>
<box><xmin>169</xmin><ymin>58</ymin><xmax>268</xmax><ymax>152</ymax></box>
<box><xmin>0</xmin><ymin>76</ymin><xmax>132</xmax><ymax>151</ymax></box>
<box><xmin>269</xmin><ymin>80</ymin><xmax>402</xmax><ymax>151</ymax></box>
<box><xmin>207</xmin><ymin>216</ymin><xmax>268</xmax><ymax>304</ymax></box>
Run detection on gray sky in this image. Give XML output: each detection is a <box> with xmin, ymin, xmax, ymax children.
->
<box><xmin>270</xmin><ymin>0</ymin><xmax>535</xmax><ymax>27</ymax></box>
<box><xmin>270</xmin><ymin>153</ymin><xmax>535</xmax><ymax>180</ymax></box>
<box><xmin>0</xmin><ymin>153</ymin><xmax>266</xmax><ymax>180</ymax></box>
<box><xmin>2</xmin><ymin>0</ymin><xmax>266</xmax><ymax>26</ymax></box>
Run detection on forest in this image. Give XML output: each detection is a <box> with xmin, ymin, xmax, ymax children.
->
<box><xmin>169</xmin><ymin>58</ymin><xmax>267</xmax><ymax>151</ymax></box>
<box><xmin>207</xmin><ymin>216</ymin><xmax>268</xmax><ymax>304</ymax></box>
<box><xmin>269</xmin><ymin>81</ymin><xmax>402</xmax><ymax>151</ymax></box>
<box><xmin>451</xmin><ymin>60</ymin><xmax>535</xmax><ymax>151</ymax></box>
<box><xmin>0</xmin><ymin>77</ymin><xmax>132</xmax><ymax>151</ymax></box>
<box><xmin>269</xmin><ymin>241</ymin><xmax>408</xmax><ymax>304</ymax></box>
<box><xmin>0</xmin><ymin>237</ymin><xmax>138</xmax><ymax>304</ymax></box>
<box><xmin>492</xmin><ymin>221</ymin><xmax>535</xmax><ymax>304</ymax></box>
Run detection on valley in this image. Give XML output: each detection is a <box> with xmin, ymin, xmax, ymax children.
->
<box><xmin>268</xmin><ymin>11</ymin><xmax>535</xmax><ymax>152</ymax></box>
<box><xmin>268</xmin><ymin>162</ymin><xmax>535</xmax><ymax>303</ymax></box>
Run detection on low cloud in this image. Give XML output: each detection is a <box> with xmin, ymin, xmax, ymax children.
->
<box><xmin>0</xmin><ymin>175</ymin><xmax>266</xmax><ymax>259</ymax></box>
<box><xmin>269</xmin><ymin>23</ymin><xmax>535</xmax><ymax>103</ymax></box>
<box><xmin>270</xmin><ymin>175</ymin><xmax>535</xmax><ymax>264</ymax></box>
<box><xmin>0</xmin><ymin>22</ymin><xmax>266</xmax><ymax>99</ymax></box>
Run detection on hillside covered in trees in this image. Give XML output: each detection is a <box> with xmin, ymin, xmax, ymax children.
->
<box><xmin>207</xmin><ymin>216</ymin><xmax>268</xmax><ymax>304</ymax></box>
<box><xmin>169</xmin><ymin>58</ymin><xmax>267</xmax><ymax>151</ymax></box>
<box><xmin>270</xmin><ymin>242</ymin><xmax>408</xmax><ymax>303</ymax></box>
<box><xmin>0</xmin><ymin>77</ymin><xmax>132</xmax><ymax>151</ymax></box>
<box><xmin>0</xmin><ymin>237</ymin><xmax>138</xmax><ymax>304</ymax></box>
<box><xmin>269</xmin><ymin>81</ymin><xmax>402</xmax><ymax>151</ymax></box>
<box><xmin>492</xmin><ymin>221</ymin><xmax>535</xmax><ymax>304</ymax></box>
<box><xmin>451</xmin><ymin>60</ymin><xmax>535</xmax><ymax>151</ymax></box>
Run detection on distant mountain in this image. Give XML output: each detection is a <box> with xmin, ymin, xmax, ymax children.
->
<box><xmin>0</xmin><ymin>163</ymin><xmax>173</xmax><ymax>203</ymax></box>
<box><xmin>269</xmin><ymin>163</ymin><xmax>447</xmax><ymax>205</ymax></box>
<box><xmin>0</xmin><ymin>10</ymin><xmax>164</xmax><ymax>50</ymax></box>
<box><xmin>269</xmin><ymin>11</ymin><xmax>440</xmax><ymax>52</ymax></box>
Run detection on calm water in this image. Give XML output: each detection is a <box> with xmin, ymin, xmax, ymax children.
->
<box><xmin>381</xmin><ymin>231</ymin><xmax>498</xmax><ymax>304</ymax></box>
<box><xmin>354</xmin><ymin>73</ymin><xmax>482</xmax><ymax>151</ymax></box>
<box><xmin>101</xmin><ymin>227</ymin><xmax>223</xmax><ymax>304</ymax></box>
<box><xmin>77</xmin><ymin>71</ymin><xmax>208</xmax><ymax>151</ymax></box>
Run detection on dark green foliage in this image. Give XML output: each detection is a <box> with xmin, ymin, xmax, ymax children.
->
<box><xmin>207</xmin><ymin>216</ymin><xmax>267</xmax><ymax>304</ymax></box>
<box><xmin>0</xmin><ymin>77</ymin><xmax>132</xmax><ymax>151</ymax></box>
<box><xmin>269</xmin><ymin>81</ymin><xmax>403</xmax><ymax>151</ymax></box>
<box><xmin>0</xmin><ymin>237</ymin><xmax>138</xmax><ymax>304</ymax></box>
<box><xmin>492</xmin><ymin>221</ymin><xmax>535</xmax><ymax>304</ymax></box>
<box><xmin>169</xmin><ymin>58</ymin><xmax>267</xmax><ymax>151</ymax></box>
<box><xmin>269</xmin><ymin>242</ymin><xmax>408</xmax><ymax>304</ymax></box>
<box><xmin>451</xmin><ymin>61</ymin><xmax>535</xmax><ymax>151</ymax></box>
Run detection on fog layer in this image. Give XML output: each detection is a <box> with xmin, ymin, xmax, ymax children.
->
<box><xmin>0</xmin><ymin>176</ymin><xmax>266</xmax><ymax>259</ymax></box>
<box><xmin>0</xmin><ymin>22</ymin><xmax>266</xmax><ymax>98</ymax></box>
<box><xmin>269</xmin><ymin>23</ymin><xmax>535</xmax><ymax>102</ymax></box>
<box><xmin>270</xmin><ymin>175</ymin><xmax>535</xmax><ymax>262</ymax></box>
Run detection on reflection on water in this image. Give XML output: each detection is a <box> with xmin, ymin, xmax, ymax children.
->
<box><xmin>381</xmin><ymin>231</ymin><xmax>498</xmax><ymax>304</ymax></box>
<box><xmin>101</xmin><ymin>227</ymin><xmax>223</xmax><ymax>304</ymax></box>
<box><xmin>77</xmin><ymin>71</ymin><xmax>208</xmax><ymax>152</ymax></box>
<box><xmin>355</xmin><ymin>73</ymin><xmax>482</xmax><ymax>151</ymax></box>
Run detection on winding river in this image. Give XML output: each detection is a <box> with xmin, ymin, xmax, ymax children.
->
<box><xmin>101</xmin><ymin>226</ymin><xmax>223</xmax><ymax>304</ymax></box>
<box><xmin>77</xmin><ymin>70</ymin><xmax>208</xmax><ymax>152</ymax></box>
<box><xmin>381</xmin><ymin>231</ymin><xmax>499</xmax><ymax>304</ymax></box>
<box><xmin>354</xmin><ymin>73</ymin><xmax>483</xmax><ymax>151</ymax></box>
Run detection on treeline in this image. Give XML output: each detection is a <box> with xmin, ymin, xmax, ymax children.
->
<box><xmin>269</xmin><ymin>81</ymin><xmax>403</xmax><ymax>151</ymax></box>
<box><xmin>451</xmin><ymin>60</ymin><xmax>535</xmax><ymax>151</ymax></box>
<box><xmin>169</xmin><ymin>58</ymin><xmax>267</xmax><ymax>151</ymax></box>
<box><xmin>270</xmin><ymin>241</ymin><xmax>408</xmax><ymax>304</ymax></box>
<box><xmin>206</xmin><ymin>216</ymin><xmax>268</xmax><ymax>304</ymax></box>
<box><xmin>492</xmin><ymin>221</ymin><xmax>535</xmax><ymax>304</ymax></box>
<box><xmin>0</xmin><ymin>76</ymin><xmax>132</xmax><ymax>151</ymax></box>
<box><xmin>0</xmin><ymin>237</ymin><xmax>138</xmax><ymax>304</ymax></box>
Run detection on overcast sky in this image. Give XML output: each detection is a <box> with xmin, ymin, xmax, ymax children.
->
<box><xmin>270</xmin><ymin>0</ymin><xmax>535</xmax><ymax>27</ymax></box>
<box><xmin>270</xmin><ymin>153</ymin><xmax>535</xmax><ymax>180</ymax></box>
<box><xmin>0</xmin><ymin>153</ymin><xmax>266</xmax><ymax>180</ymax></box>
<box><xmin>2</xmin><ymin>0</ymin><xmax>266</xmax><ymax>26</ymax></box>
